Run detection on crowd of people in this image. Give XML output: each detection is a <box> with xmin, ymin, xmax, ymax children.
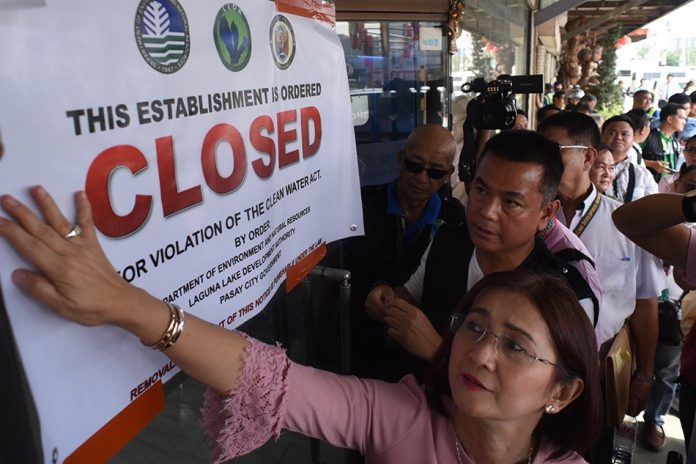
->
<box><xmin>2</xmin><ymin>81</ymin><xmax>696</xmax><ymax>464</ymax></box>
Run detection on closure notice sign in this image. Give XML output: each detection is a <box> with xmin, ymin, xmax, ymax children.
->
<box><xmin>0</xmin><ymin>1</ymin><xmax>362</xmax><ymax>461</ymax></box>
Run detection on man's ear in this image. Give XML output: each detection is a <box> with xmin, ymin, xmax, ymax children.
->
<box><xmin>583</xmin><ymin>147</ymin><xmax>597</xmax><ymax>171</ymax></box>
<box><xmin>538</xmin><ymin>199</ymin><xmax>560</xmax><ymax>232</ymax></box>
<box><xmin>441</xmin><ymin>166</ymin><xmax>455</xmax><ymax>188</ymax></box>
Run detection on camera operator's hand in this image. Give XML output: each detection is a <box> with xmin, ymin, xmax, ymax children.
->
<box><xmin>475</xmin><ymin>129</ymin><xmax>492</xmax><ymax>162</ymax></box>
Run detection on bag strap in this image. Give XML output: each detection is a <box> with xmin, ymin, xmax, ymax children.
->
<box><xmin>624</xmin><ymin>164</ymin><xmax>636</xmax><ymax>203</ymax></box>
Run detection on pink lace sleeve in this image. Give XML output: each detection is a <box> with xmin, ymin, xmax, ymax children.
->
<box><xmin>201</xmin><ymin>333</ymin><xmax>291</xmax><ymax>463</ymax></box>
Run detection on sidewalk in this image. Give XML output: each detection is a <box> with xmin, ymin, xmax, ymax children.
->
<box><xmin>634</xmin><ymin>412</ymin><xmax>685</xmax><ymax>463</ymax></box>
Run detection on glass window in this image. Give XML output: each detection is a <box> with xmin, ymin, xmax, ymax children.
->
<box><xmin>336</xmin><ymin>21</ymin><xmax>449</xmax><ymax>186</ymax></box>
<box><xmin>451</xmin><ymin>1</ymin><xmax>529</xmax><ymax>102</ymax></box>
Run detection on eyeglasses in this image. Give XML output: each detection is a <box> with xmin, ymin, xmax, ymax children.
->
<box><xmin>451</xmin><ymin>313</ymin><xmax>572</xmax><ymax>374</ymax></box>
<box><xmin>559</xmin><ymin>145</ymin><xmax>589</xmax><ymax>151</ymax></box>
<box><xmin>403</xmin><ymin>158</ymin><xmax>450</xmax><ymax>179</ymax></box>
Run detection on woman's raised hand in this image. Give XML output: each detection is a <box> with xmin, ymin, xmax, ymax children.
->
<box><xmin>0</xmin><ymin>187</ymin><xmax>145</xmax><ymax>327</ymax></box>
<box><xmin>1</xmin><ymin>186</ymin><xmax>250</xmax><ymax>393</ymax></box>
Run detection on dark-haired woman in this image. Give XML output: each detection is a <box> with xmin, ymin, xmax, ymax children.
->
<box><xmin>0</xmin><ymin>189</ymin><xmax>601</xmax><ymax>463</ymax></box>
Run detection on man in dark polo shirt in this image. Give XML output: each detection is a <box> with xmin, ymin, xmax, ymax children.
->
<box><xmin>344</xmin><ymin>124</ymin><xmax>465</xmax><ymax>379</ymax></box>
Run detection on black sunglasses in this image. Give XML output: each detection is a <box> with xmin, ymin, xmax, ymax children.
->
<box><xmin>403</xmin><ymin>158</ymin><xmax>449</xmax><ymax>179</ymax></box>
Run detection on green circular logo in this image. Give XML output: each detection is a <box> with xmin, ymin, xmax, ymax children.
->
<box><xmin>213</xmin><ymin>4</ymin><xmax>252</xmax><ymax>72</ymax></box>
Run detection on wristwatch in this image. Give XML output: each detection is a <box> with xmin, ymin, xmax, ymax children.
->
<box><xmin>683</xmin><ymin>189</ymin><xmax>696</xmax><ymax>222</ymax></box>
<box><xmin>633</xmin><ymin>372</ymin><xmax>655</xmax><ymax>386</ymax></box>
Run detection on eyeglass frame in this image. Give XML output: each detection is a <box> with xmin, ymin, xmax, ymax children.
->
<box><xmin>450</xmin><ymin>312</ymin><xmax>576</xmax><ymax>376</ymax></box>
<box><xmin>402</xmin><ymin>157</ymin><xmax>451</xmax><ymax>180</ymax></box>
<box><xmin>558</xmin><ymin>144</ymin><xmax>589</xmax><ymax>151</ymax></box>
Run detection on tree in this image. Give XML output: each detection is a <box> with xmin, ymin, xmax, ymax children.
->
<box><xmin>590</xmin><ymin>25</ymin><xmax>624</xmax><ymax>118</ymax></box>
<box><xmin>688</xmin><ymin>48</ymin><xmax>696</xmax><ymax>66</ymax></box>
<box><xmin>665</xmin><ymin>50</ymin><xmax>680</xmax><ymax>67</ymax></box>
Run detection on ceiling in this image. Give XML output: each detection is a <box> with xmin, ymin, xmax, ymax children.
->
<box><xmin>563</xmin><ymin>0</ymin><xmax>692</xmax><ymax>41</ymax></box>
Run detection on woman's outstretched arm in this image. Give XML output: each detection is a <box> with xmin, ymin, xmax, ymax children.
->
<box><xmin>0</xmin><ymin>187</ymin><xmax>247</xmax><ymax>394</ymax></box>
<box><xmin>612</xmin><ymin>193</ymin><xmax>691</xmax><ymax>269</ymax></box>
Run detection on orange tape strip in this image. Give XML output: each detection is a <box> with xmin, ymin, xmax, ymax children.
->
<box><xmin>286</xmin><ymin>242</ymin><xmax>327</xmax><ymax>292</ymax></box>
<box><xmin>275</xmin><ymin>0</ymin><xmax>336</xmax><ymax>25</ymax></box>
<box><xmin>64</xmin><ymin>380</ymin><xmax>165</xmax><ymax>464</ymax></box>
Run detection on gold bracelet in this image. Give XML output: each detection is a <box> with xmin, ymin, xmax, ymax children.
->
<box><xmin>142</xmin><ymin>303</ymin><xmax>185</xmax><ymax>351</ymax></box>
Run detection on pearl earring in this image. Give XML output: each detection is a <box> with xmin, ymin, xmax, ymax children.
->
<box><xmin>545</xmin><ymin>404</ymin><xmax>555</xmax><ymax>414</ymax></box>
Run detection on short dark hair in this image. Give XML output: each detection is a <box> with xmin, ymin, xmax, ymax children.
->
<box><xmin>425</xmin><ymin>270</ymin><xmax>601</xmax><ymax>459</ymax></box>
<box><xmin>537</xmin><ymin>105</ymin><xmax>561</xmax><ymax>123</ymax></box>
<box><xmin>624</xmin><ymin>109</ymin><xmax>651</xmax><ymax>130</ymax></box>
<box><xmin>478</xmin><ymin>130</ymin><xmax>564</xmax><ymax>205</ymax></box>
<box><xmin>580</xmin><ymin>93</ymin><xmax>597</xmax><ymax>104</ymax></box>
<box><xmin>574</xmin><ymin>103</ymin><xmax>592</xmax><ymax>113</ymax></box>
<box><xmin>679</xmin><ymin>163</ymin><xmax>696</xmax><ymax>179</ymax></box>
<box><xmin>597</xmin><ymin>142</ymin><xmax>612</xmax><ymax>152</ymax></box>
<box><xmin>633</xmin><ymin>89</ymin><xmax>653</xmax><ymax>101</ymax></box>
<box><xmin>669</xmin><ymin>93</ymin><xmax>691</xmax><ymax>105</ymax></box>
<box><xmin>602</xmin><ymin>115</ymin><xmax>635</xmax><ymax>133</ymax></box>
<box><xmin>553</xmin><ymin>90</ymin><xmax>565</xmax><ymax>100</ymax></box>
<box><xmin>690</xmin><ymin>91</ymin><xmax>696</xmax><ymax>103</ymax></box>
<box><xmin>537</xmin><ymin>111</ymin><xmax>601</xmax><ymax>148</ymax></box>
<box><xmin>516</xmin><ymin>108</ymin><xmax>528</xmax><ymax>118</ymax></box>
<box><xmin>660</xmin><ymin>103</ymin><xmax>684</xmax><ymax>123</ymax></box>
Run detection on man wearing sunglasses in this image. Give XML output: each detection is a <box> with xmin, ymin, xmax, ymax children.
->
<box><xmin>364</xmin><ymin>130</ymin><xmax>601</xmax><ymax>382</ymax></box>
<box><xmin>345</xmin><ymin>124</ymin><xmax>466</xmax><ymax>380</ymax></box>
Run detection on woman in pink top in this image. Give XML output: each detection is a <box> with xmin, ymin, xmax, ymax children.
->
<box><xmin>0</xmin><ymin>188</ymin><xmax>601</xmax><ymax>463</ymax></box>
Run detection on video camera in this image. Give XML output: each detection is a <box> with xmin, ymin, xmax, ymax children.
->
<box><xmin>461</xmin><ymin>74</ymin><xmax>543</xmax><ymax>130</ymax></box>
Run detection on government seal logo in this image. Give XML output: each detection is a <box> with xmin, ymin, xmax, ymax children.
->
<box><xmin>270</xmin><ymin>15</ymin><xmax>295</xmax><ymax>70</ymax></box>
<box><xmin>214</xmin><ymin>4</ymin><xmax>252</xmax><ymax>72</ymax></box>
<box><xmin>134</xmin><ymin>0</ymin><xmax>190</xmax><ymax>74</ymax></box>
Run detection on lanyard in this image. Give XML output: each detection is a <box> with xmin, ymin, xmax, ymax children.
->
<box><xmin>612</xmin><ymin>163</ymin><xmax>636</xmax><ymax>203</ymax></box>
<box><xmin>573</xmin><ymin>193</ymin><xmax>602</xmax><ymax>237</ymax></box>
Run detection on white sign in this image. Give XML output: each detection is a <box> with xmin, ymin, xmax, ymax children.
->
<box><xmin>0</xmin><ymin>1</ymin><xmax>362</xmax><ymax>461</ymax></box>
<box><xmin>350</xmin><ymin>95</ymin><xmax>369</xmax><ymax>126</ymax></box>
<box><xmin>419</xmin><ymin>26</ymin><xmax>442</xmax><ymax>51</ymax></box>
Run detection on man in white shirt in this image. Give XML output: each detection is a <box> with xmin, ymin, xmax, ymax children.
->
<box><xmin>538</xmin><ymin>111</ymin><xmax>665</xmax><ymax>419</ymax></box>
<box><xmin>601</xmin><ymin>115</ymin><xmax>658</xmax><ymax>202</ymax></box>
<box><xmin>624</xmin><ymin>109</ymin><xmax>651</xmax><ymax>167</ymax></box>
<box><xmin>657</xmin><ymin>74</ymin><xmax>680</xmax><ymax>101</ymax></box>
